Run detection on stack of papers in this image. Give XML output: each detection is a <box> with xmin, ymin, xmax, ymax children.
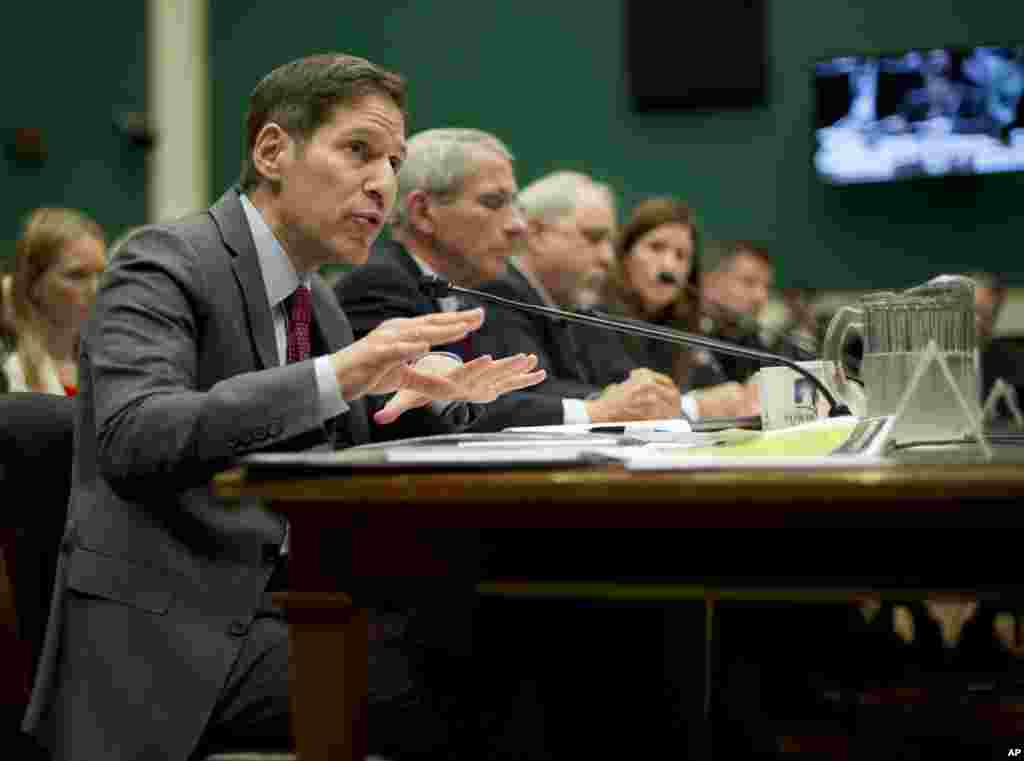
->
<box><xmin>624</xmin><ymin>417</ymin><xmax>875</xmax><ymax>470</ymax></box>
<box><xmin>502</xmin><ymin>418</ymin><xmax>760</xmax><ymax>447</ymax></box>
<box><xmin>239</xmin><ymin>417</ymin><xmax>881</xmax><ymax>476</ymax></box>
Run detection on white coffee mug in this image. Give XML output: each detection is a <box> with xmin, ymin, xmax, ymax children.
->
<box><xmin>755</xmin><ymin>360</ymin><xmax>863</xmax><ymax>430</ymax></box>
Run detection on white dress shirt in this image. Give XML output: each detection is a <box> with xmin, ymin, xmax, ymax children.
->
<box><xmin>239</xmin><ymin>194</ymin><xmax>347</xmax><ymax>422</ymax></box>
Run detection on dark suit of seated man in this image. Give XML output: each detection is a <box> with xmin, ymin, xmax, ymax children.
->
<box><xmin>21</xmin><ymin>53</ymin><xmax>544</xmax><ymax>761</ymax></box>
<box><xmin>972</xmin><ymin>271</ymin><xmax>1024</xmax><ymax>419</ymax></box>
<box><xmin>471</xmin><ymin>170</ymin><xmax>687</xmax><ymax>425</ymax></box>
<box><xmin>338</xmin><ymin>132</ymin><xmax>681</xmax><ymax>432</ymax></box>
<box><xmin>334</xmin><ymin>129</ymin><xmax>560</xmax><ymax>433</ymax></box>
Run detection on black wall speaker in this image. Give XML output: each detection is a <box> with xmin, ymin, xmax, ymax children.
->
<box><xmin>626</xmin><ymin>0</ymin><xmax>768</xmax><ymax>111</ymax></box>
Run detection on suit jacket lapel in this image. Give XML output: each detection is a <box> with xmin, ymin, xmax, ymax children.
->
<box><xmin>385</xmin><ymin>239</ymin><xmax>449</xmax><ymax>315</ymax></box>
<box><xmin>210</xmin><ymin>189</ymin><xmax>278</xmax><ymax>370</ymax></box>
<box><xmin>510</xmin><ymin>266</ymin><xmax>591</xmax><ymax>384</ymax></box>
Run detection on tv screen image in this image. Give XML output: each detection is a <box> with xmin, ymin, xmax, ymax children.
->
<box><xmin>813</xmin><ymin>45</ymin><xmax>1024</xmax><ymax>185</ymax></box>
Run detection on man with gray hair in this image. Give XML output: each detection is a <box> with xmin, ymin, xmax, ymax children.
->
<box><xmin>473</xmin><ymin>170</ymin><xmax>696</xmax><ymax>423</ymax></box>
<box><xmin>337</xmin><ymin>131</ymin><xmax>679</xmax><ymax>429</ymax></box>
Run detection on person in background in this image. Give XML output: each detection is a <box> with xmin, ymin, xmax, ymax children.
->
<box><xmin>602</xmin><ymin>197</ymin><xmax>759</xmax><ymax>418</ymax></box>
<box><xmin>0</xmin><ymin>273</ymin><xmax>14</xmax><ymax>392</ymax></box>
<box><xmin>968</xmin><ymin>270</ymin><xmax>1024</xmax><ymax>417</ymax></box>
<box><xmin>972</xmin><ymin>270</ymin><xmax>1007</xmax><ymax>347</ymax></box>
<box><xmin>695</xmin><ymin>239</ymin><xmax>812</xmax><ymax>388</ymax></box>
<box><xmin>336</xmin><ymin>127</ymin><xmax>569</xmax><ymax>433</ymax></box>
<box><xmin>2</xmin><ymin>207</ymin><xmax>106</xmax><ymax>395</ymax></box>
<box><xmin>472</xmin><ymin>171</ymin><xmax>686</xmax><ymax>424</ymax></box>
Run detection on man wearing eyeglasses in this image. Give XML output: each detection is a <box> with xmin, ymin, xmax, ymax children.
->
<box><xmin>337</xmin><ymin>130</ymin><xmax>679</xmax><ymax>430</ymax></box>
<box><xmin>471</xmin><ymin>170</ymin><xmax>683</xmax><ymax>423</ymax></box>
<box><xmin>335</xmin><ymin>127</ymin><xmax>572</xmax><ymax>433</ymax></box>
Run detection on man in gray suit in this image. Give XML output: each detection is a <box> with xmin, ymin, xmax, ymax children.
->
<box><xmin>23</xmin><ymin>53</ymin><xmax>544</xmax><ymax>761</ymax></box>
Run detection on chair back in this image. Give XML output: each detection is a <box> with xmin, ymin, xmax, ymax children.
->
<box><xmin>0</xmin><ymin>392</ymin><xmax>75</xmax><ymax>683</ymax></box>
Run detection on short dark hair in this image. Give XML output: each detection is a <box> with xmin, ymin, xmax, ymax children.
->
<box><xmin>965</xmin><ymin>270</ymin><xmax>1006</xmax><ymax>294</ymax></box>
<box><xmin>239</xmin><ymin>53</ymin><xmax>407</xmax><ymax>191</ymax></box>
<box><xmin>707</xmin><ymin>239</ymin><xmax>773</xmax><ymax>273</ymax></box>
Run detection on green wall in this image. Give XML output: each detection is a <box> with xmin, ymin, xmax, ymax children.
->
<box><xmin>201</xmin><ymin>1</ymin><xmax>1019</xmax><ymax>289</ymax></box>
<box><xmin>0</xmin><ymin>3</ymin><xmax>148</xmax><ymax>260</ymax></box>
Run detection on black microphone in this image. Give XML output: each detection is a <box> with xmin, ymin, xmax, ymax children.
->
<box><xmin>419</xmin><ymin>275</ymin><xmax>852</xmax><ymax>417</ymax></box>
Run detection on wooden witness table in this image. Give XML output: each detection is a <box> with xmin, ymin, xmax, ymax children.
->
<box><xmin>213</xmin><ymin>456</ymin><xmax>1024</xmax><ymax>760</ymax></box>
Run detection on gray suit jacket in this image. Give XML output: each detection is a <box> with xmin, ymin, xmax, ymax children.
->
<box><xmin>22</xmin><ymin>189</ymin><xmax>408</xmax><ymax>760</ymax></box>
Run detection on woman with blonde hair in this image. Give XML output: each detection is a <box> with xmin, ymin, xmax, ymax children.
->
<box><xmin>3</xmin><ymin>207</ymin><xmax>106</xmax><ymax>395</ymax></box>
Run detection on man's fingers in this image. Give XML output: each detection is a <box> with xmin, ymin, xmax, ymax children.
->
<box><xmin>407</xmin><ymin>307</ymin><xmax>484</xmax><ymax>334</ymax></box>
<box><xmin>495</xmin><ymin>369</ymin><xmax>547</xmax><ymax>394</ymax></box>
<box><xmin>450</xmin><ymin>355</ymin><xmax>496</xmax><ymax>376</ymax></box>
<box><xmin>425</xmin><ymin>306</ymin><xmax>484</xmax><ymax>324</ymax></box>
<box><xmin>373</xmin><ymin>388</ymin><xmax>431</xmax><ymax>425</ymax></box>
<box><xmin>374</xmin><ymin>309</ymin><xmax>483</xmax><ymax>348</ymax></box>
<box><xmin>458</xmin><ymin>353</ymin><xmax>534</xmax><ymax>386</ymax></box>
<box><xmin>630</xmin><ymin>367</ymin><xmax>674</xmax><ymax>384</ymax></box>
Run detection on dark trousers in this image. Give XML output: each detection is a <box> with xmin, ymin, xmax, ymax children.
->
<box><xmin>191</xmin><ymin>558</ymin><xmax>554</xmax><ymax>761</ymax></box>
<box><xmin>190</xmin><ymin>559</ymin><xmax>293</xmax><ymax>759</ymax></box>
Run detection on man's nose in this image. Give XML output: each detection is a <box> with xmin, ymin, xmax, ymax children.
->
<box><xmin>505</xmin><ymin>207</ymin><xmax>527</xmax><ymax>239</ymax></box>
<box><xmin>363</xmin><ymin>161</ymin><xmax>396</xmax><ymax>208</ymax></box>
<box><xmin>752</xmin><ymin>285</ymin><xmax>770</xmax><ymax>313</ymax></box>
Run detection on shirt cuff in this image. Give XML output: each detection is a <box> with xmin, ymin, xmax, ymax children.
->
<box><xmin>680</xmin><ymin>391</ymin><xmax>699</xmax><ymax>421</ymax></box>
<box><xmin>315</xmin><ymin>355</ymin><xmax>349</xmax><ymax>422</ymax></box>
<box><xmin>562</xmin><ymin>398</ymin><xmax>590</xmax><ymax>425</ymax></box>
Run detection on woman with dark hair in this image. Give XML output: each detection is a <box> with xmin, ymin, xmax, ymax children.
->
<box><xmin>603</xmin><ymin>197</ymin><xmax>757</xmax><ymax>418</ymax></box>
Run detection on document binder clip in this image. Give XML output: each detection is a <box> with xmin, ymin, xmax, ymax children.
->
<box><xmin>888</xmin><ymin>340</ymin><xmax>992</xmax><ymax>460</ymax></box>
<box><xmin>981</xmin><ymin>378</ymin><xmax>1024</xmax><ymax>430</ymax></box>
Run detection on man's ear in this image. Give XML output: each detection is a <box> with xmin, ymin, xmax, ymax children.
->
<box><xmin>251</xmin><ymin>123</ymin><xmax>292</xmax><ymax>185</ymax></box>
<box><xmin>405</xmin><ymin>190</ymin><xmax>435</xmax><ymax>237</ymax></box>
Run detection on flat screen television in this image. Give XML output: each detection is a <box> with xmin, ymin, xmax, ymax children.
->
<box><xmin>813</xmin><ymin>44</ymin><xmax>1024</xmax><ymax>185</ymax></box>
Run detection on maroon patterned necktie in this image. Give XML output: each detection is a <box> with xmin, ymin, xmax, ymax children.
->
<box><xmin>286</xmin><ymin>285</ymin><xmax>312</xmax><ymax>363</ymax></box>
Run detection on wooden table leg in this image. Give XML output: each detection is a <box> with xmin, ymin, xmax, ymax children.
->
<box><xmin>275</xmin><ymin>592</ymin><xmax>367</xmax><ymax>761</ymax></box>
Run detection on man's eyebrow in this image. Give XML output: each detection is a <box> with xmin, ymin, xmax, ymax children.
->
<box><xmin>342</xmin><ymin>127</ymin><xmax>407</xmax><ymax>156</ymax></box>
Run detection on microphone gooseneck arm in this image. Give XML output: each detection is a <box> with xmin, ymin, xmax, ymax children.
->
<box><xmin>677</xmin><ymin>282</ymin><xmax>818</xmax><ymax>362</ymax></box>
<box><xmin>421</xmin><ymin>276</ymin><xmax>851</xmax><ymax>417</ymax></box>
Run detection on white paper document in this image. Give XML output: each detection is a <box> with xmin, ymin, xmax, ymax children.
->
<box><xmin>626</xmin><ymin>453</ymin><xmax>884</xmax><ymax>471</ymax></box>
<box><xmin>504</xmin><ymin>418</ymin><xmax>693</xmax><ymax>438</ymax></box>
<box><xmin>384</xmin><ymin>445</ymin><xmax>626</xmax><ymax>466</ymax></box>
<box><xmin>503</xmin><ymin>418</ymin><xmax>760</xmax><ymax>448</ymax></box>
